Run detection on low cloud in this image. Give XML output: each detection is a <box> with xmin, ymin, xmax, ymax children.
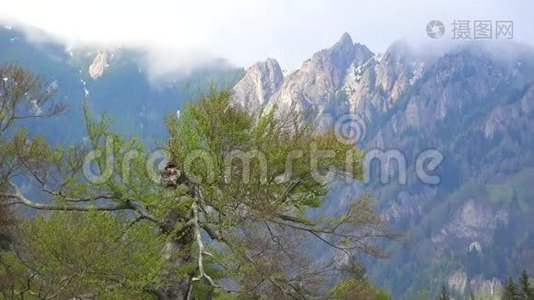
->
<box><xmin>1</xmin><ymin>0</ymin><xmax>532</xmax><ymax>74</ymax></box>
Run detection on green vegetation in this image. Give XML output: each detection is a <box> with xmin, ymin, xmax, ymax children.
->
<box><xmin>502</xmin><ymin>271</ymin><xmax>534</xmax><ymax>300</ymax></box>
<box><xmin>0</xmin><ymin>65</ymin><xmax>395</xmax><ymax>299</ymax></box>
<box><xmin>328</xmin><ymin>261</ymin><xmax>391</xmax><ymax>300</ymax></box>
<box><xmin>438</xmin><ymin>285</ymin><xmax>450</xmax><ymax>300</ymax></box>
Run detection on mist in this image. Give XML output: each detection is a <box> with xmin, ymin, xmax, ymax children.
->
<box><xmin>1</xmin><ymin>0</ymin><xmax>532</xmax><ymax>74</ymax></box>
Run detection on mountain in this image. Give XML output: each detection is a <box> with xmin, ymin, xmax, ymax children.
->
<box><xmin>232</xmin><ymin>33</ymin><xmax>534</xmax><ymax>298</ymax></box>
<box><xmin>232</xmin><ymin>57</ymin><xmax>283</xmax><ymax>112</ymax></box>
<box><xmin>0</xmin><ymin>25</ymin><xmax>244</xmax><ymax>144</ymax></box>
<box><xmin>3</xmin><ymin>24</ymin><xmax>534</xmax><ymax>298</ymax></box>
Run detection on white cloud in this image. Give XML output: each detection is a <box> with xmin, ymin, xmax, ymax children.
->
<box><xmin>0</xmin><ymin>0</ymin><xmax>532</xmax><ymax>72</ymax></box>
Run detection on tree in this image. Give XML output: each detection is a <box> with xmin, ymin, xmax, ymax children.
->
<box><xmin>328</xmin><ymin>260</ymin><xmax>391</xmax><ymax>300</ymax></box>
<box><xmin>0</xmin><ymin>66</ymin><xmax>397</xmax><ymax>299</ymax></box>
<box><xmin>501</xmin><ymin>271</ymin><xmax>534</xmax><ymax>300</ymax></box>
<box><xmin>0</xmin><ymin>64</ymin><xmax>68</xmax><ymax>298</ymax></box>
<box><xmin>0</xmin><ymin>211</ymin><xmax>164</xmax><ymax>299</ymax></box>
<box><xmin>437</xmin><ymin>285</ymin><xmax>450</xmax><ymax>300</ymax></box>
<box><xmin>503</xmin><ymin>276</ymin><xmax>519</xmax><ymax>300</ymax></box>
<box><xmin>0</xmin><ymin>203</ymin><xmax>13</xmax><ymax>250</ymax></box>
<box><xmin>519</xmin><ymin>271</ymin><xmax>534</xmax><ymax>300</ymax></box>
<box><xmin>0</xmin><ymin>185</ymin><xmax>14</xmax><ymax>251</ymax></box>
<box><xmin>0</xmin><ymin>64</ymin><xmax>66</xmax><ymax>248</ymax></box>
<box><xmin>0</xmin><ymin>64</ymin><xmax>67</xmax><ymax>133</ymax></box>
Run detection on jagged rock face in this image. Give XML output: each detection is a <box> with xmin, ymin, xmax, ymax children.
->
<box><xmin>448</xmin><ymin>270</ymin><xmax>469</xmax><ymax>294</ymax></box>
<box><xmin>448</xmin><ymin>270</ymin><xmax>502</xmax><ymax>296</ymax></box>
<box><xmin>232</xmin><ymin>33</ymin><xmax>429</xmax><ymax>127</ymax></box>
<box><xmin>232</xmin><ymin>58</ymin><xmax>283</xmax><ymax>112</ymax></box>
<box><xmin>381</xmin><ymin>188</ymin><xmax>436</xmax><ymax>223</ymax></box>
<box><xmin>88</xmin><ymin>51</ymin><xmax>109</xmax><ymax>79</ymax></box>
<box><xmin>484</xmin><ymin>83</ymin><xmax>534</xmax><ymax>139</ymax></box>
<box><xmin>343</xmin><ymin>40</ymin><xmax>428</xmax><ymax>121</ymax></box>
<box><xmin>432</xmin><ymin>199</ymin><xmax>509</xmax><ymax>245</ymax></box>
<box><xmin>366</xmin><ymin>46</ymin><xmax>519</xmax><ymax>150</ymax></box>
<box><xmin>231</xmin><ymin>32</ymin><xmax>534</xmax><ymax>297</ymax></box>
<box><xmin>470</xmin><ymin>276</ymin><xmax>503</xmax><ymax>297</ymax></box>
<box><xmin>268</xmin><ymin>33</ymin><xmax>373</xmax><ymax>116</ymax></box>
<box><xmin>232</xmin><ymin>33</ymin><xmax>374</xmax><ymax>119</ymax></box>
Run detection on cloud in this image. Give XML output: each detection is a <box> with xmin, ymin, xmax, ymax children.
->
<box><xmin>1</xmin><ymin>0</ymin><xmax>532</xmax><ymax>72</ymax></box>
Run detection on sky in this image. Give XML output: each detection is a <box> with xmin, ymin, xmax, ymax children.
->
<box><xmin>0</xmin><ymin>0</ymin><xmax>532</xmax><ymax>72</ymax></box>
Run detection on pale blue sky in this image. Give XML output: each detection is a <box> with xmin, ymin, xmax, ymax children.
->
<box><xmin>1</xmin><ymin>0</ymin><xmax>532</xmax><ymax>72</ymax></box>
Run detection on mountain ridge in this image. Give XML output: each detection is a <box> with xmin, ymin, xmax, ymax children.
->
<box><xmin>2</xmin><ymin>26</ymin><xmax>534</xmax><ymax>298</ymax></box>
<box><xmin>231</xmin><ymin>32</ymin><xmax>534</xmax><ymax>298</ymax></box>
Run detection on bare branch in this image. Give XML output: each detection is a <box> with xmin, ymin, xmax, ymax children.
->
<box><xmin>1</xmin><ymin>182</ymin><xmax>164</xmax><ymax>228</ymax></box>
<box><xmin>3</xmin><ymin>182</ymin><xmax>130</xmax><ymax>211</ymax></box>
<box><xmin>191</xmin><ymin>202</ymin><xmax>219</xmax><ymax>287</ymax></box>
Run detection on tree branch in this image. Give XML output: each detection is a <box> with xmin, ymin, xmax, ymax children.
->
<box><xmin>3</xmin><ymin>183</ymin><xmax>129</xmax><ymax>211</ymax></box>
<box><xmin>191</xmin><ymin>202</ymin><xmax>218</xmax><ymax>287</ymax></box>
<box><xmin>1</xmin><ymin>182</ymin><xmax>164</xmax><ymax>228</ymax></box>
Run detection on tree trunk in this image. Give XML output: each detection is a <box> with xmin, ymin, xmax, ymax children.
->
<box><xmin>159</xmin><ymin>206</ymin><xmax>195</xmax><ymax>300</ymax></box>
<box><xmin>158</xmin><ymin>174</ymin><xmax>197</xmax><ymax>299</ymax></box>
<box><xmin>159</xmin><ymin>232</ymin><xmax>194</xmax><ymax>299</ymax></box>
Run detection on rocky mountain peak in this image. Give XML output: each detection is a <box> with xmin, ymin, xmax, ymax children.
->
<box><xmin>232</xmin><ymin>58</ymin><xmax>283</xmax><ymax>111</ymax></box>
<box><xmin>338</xmin><ymin>32</ymin><xmax>353</xmax><ymax>45</ymax></box>
<box><xmin>257</xmin><ymin>33</ymin><xmax>375</xmax><ymax>117</ymax></box>
<box><xmin>330</xmin><ymin>32</ymin><xmax>354</xmax><ymax>57</ymax></box>
<box><xmin>309</xmin><ymin>32</ymin><xmax>370</xmax><ymax>73</ymax></box>
<box><xmin>231</xmin><ymin>33</ymin><xmax>380</xmax><ymax>124</ymax></box>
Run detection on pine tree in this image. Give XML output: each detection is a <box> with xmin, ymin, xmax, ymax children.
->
<box><xmin>503</xmin><ymin>277</ymin><xmax>519</xmax><ymax>300</ymax></box>
<box><xmin>438</xmin><ymin>285</ymin><xmax>450</xmax><ymax>300</ymax></box>
<box><xmin>519</xmin><ymin>270</ymin><xmax>534</xmax><ymax>300</ymax></box>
